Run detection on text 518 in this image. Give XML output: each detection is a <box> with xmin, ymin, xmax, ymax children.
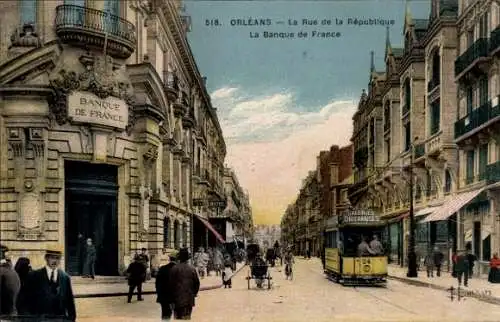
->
<box><xmin>206</xmin><ymin>19</ymin><xmax>221</xmax><ymax>26</ymax></box>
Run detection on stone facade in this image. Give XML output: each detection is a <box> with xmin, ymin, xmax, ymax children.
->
<box><xmin>253</xmin><ymin>224</ymin><xmax>281</xmax><ymax>250</ymax></box>
<box><xmin>348</xmin><ymin>1</ymin><xmax>460</xmax><ymax>268</ymax></box>
<box><xmin>281</xmin><ymin>144</ymin><xmax>353</xmax><ymax>256</ymax></box>
<box><xmin>219</xmin><ymin>167</ymin><xmax>253</xmax><ymax>242</ymax></box>
<box><xmin>0</xmin><ymin>0</ymin><xmax>227</xmax><ymax>274</ymax></box>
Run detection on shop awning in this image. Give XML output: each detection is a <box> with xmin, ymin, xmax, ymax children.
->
<box><xmin>193</xmin><ymin>214</ymin><xmax>225</xmax><ymax>243</ymax></box>
<box><xmin>421</xmin><ymin>188</ymin><xmax>486</xmax><ymax>223</ymax></box>
<box><xmin>415</xmin><ymin>206</ymin><xmax>440</xmax><ymax>217</ymax></box>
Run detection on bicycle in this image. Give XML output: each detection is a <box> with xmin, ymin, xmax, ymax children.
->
<box><xmin>285</xmin><ymin>263</ymin><xmax>293</xmax><ymax>280</ymax></box>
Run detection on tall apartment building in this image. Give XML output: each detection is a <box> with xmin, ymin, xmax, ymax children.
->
<box><xmin>348</xmin><ymin>0</ymin><xmax>459</xmax><ymax>268</ymax></box>
<box><xmin>0</xmin><ymin>0</ymin><xmax>227</xmax><ymax>274</ymax></box>
<box><xmin>451</xmin><ymin>0</ymin><xmax>500</xmax><ymax>273</ymax></box>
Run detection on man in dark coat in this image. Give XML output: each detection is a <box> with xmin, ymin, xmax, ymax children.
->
<box><xmin>455</xmin><ymin>249</ymin><xmax>469</xmax><ymax>287</ymax></box>
<box><xmin>0</xmin><ymin>245</ymin><xmax>21</xmax><ymax>316</ymax></box>
<box><xmin>168</xmin><ymin>248</ymin><xmax>200</xmax><ymax>320</ymax></box>
<box><xmin>156</xmin><ymin>251</ymin><xmax>178</xmax><ymax>320</ymax></box>
<box><xmin>126</xmin><ymin>257</ymin><xmax>147</xmax><ymax>303</ymax></box>
<box><xmin>26</xmin><ymin>246</ymin><xmax>76</xmax><ymax>321</ymax></box>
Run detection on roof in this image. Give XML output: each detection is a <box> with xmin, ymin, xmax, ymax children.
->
<box><xmin>439</xmin><ymin>0</ymin><xmax>458</xmax><ymax>17</ymax></box>
<box><xmin>414</xmin><ymin>19</ymin><xmax>429</xmax><ymax>30</ymax></box>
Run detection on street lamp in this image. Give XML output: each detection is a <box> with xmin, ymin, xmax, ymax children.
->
<box><xmin>407</xmin><ymin>136</ymin><xmax>418</xmax><ymax>278</ymax></box>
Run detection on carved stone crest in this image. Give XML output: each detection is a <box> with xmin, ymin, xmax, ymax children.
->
<box><xmin>49</xmin><ymin>54</ymin><xmax>136</xmax><ymax>133</ymax></box>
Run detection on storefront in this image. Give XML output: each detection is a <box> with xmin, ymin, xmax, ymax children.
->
<box><xmin>387</xmin><ymin>217</ymin><xmax>404</xmax><ymax>266</ymax></box>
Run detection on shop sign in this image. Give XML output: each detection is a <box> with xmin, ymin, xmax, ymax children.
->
<box><xmin>340</xmin><ymin>209</ymin><xmax>379</xmax><ymax>224</ymax></box>
<box><xmin>68</xmin><ymin>91</ymin><xmax>128</xmax><ymax>129</ymax></box>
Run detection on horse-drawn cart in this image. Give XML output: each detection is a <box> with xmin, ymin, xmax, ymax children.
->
<box><xmin>246</xmin><ymin>263</ymin><xmax>272</xmax><ymax>289</ymax></box>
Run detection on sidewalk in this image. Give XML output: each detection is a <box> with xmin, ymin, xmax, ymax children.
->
<box><xmin>73</xmin><ymin>262</ymin><xmax>246</xmax><ymax>298</ymax></box>
<box><xmin>388</xmin><ymin>264</ymin><xmax>500</xmax><ymax>305</ymax></box>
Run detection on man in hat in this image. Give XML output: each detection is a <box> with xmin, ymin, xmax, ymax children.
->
<box><xmin>0</xmin><ymin>244</ymin><xmax>21</xmax><ymax>316</ymax></box>
<box><xmin>26</xmin><ymin>245</ymin><xmax>76</xmax><ymax>321</ymax></box>
<box><xmin>168</xmin><ymin>248</ymin><xmax>200</xmax><ymax>320</ymax></box>
<box><xmin>156</xmin><ymin>250</ymin><xmax>178</xmax><ymax>321</ymax></box>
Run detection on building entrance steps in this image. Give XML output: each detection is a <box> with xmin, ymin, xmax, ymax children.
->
<box><xmin>388</xmin><ymin>264</ymin><xmax>500</xmax><ymax>304</ymax></box>
<box><xmin>72</xmin><ymin>262</ymin><xmax>246</xmax><ymax>298</ymax></box>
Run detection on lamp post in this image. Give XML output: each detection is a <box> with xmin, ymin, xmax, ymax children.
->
<box><xmin>407</xmin><ymin>137</ymin><xmax>418</xmax><ymax>278</ymax></box>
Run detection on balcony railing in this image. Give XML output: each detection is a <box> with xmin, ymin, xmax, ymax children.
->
<box><xmin>486</xmin><ymin>161</ymin><xmax>500</xmax><ymax>184</ymax></box>
<box><xmin>490</xmin><ymin>27</ymin><xmax>500</xmax><ymax>55</ymax></box>
<box><xmin>454</xmin><ymin>98</ymin><xmax>500</xmax><ymax>138</ymax></box>
<box><xmin>454</xmin><ymin>38</ymin><xmax>489</xmax><ymax>77</ymax></box>
<box><xmin>55</xmin><ymin>5</ymin><xmax>136</xmax><ymax>59</ymax></box>
<box><xmin>414</xmin><ymin>143</ymin><xmax>425</xmax><ymax>159</ymax></box>
<box><xmin>427</xmin><ymin>77</ymin><xmax>440</xmax><ymax>93</ymax></box>
<box><xmin>402</xmin><ymin>103</ymin><xmax>410</xmax><ymax>115</ymax></box>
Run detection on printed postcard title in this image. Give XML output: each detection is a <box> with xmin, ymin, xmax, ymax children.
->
<box><xmin>204</xmin><ymin>17</ymin><xmax>396</xmax><ymax>39</ymax></box>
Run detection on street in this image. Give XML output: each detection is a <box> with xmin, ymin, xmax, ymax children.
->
<box><xmin>76</xmin><ymin>258</ymin><xmax>500</xmax><ymax>321</ymax></box>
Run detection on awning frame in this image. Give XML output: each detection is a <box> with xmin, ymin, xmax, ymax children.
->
<box><xmin>421</xmin><ymin>188</ymin><xmax>486</xmax><ymax>223</ymax></box>
<box><xmin>193</xmin><ymin>214</ymin><xmax>226</xmax><ymax>243</ymax></box>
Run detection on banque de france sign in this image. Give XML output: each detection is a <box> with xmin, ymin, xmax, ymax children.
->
<box><xmin>67</xmin><ymin>91</ymin><xmax>128</xmax><ymax>129</ymax></box>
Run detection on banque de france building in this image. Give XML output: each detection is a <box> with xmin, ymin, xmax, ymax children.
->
<box><xmin>0</xmin><ymin>0</ymin><xmax>227</xmax><ymax>275</ymax></box>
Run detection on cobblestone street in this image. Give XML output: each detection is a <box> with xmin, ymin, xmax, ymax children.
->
<box><xmin>76</xmin><ymin>258</ymin><xmax>500</xmax><ymax>321</ymax></box>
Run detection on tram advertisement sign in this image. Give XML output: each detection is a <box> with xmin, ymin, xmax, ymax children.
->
<box><xmin>68</xmin><ymin>91</ymin><xmax>128</xmax><ymax>129</ymax></box>
<box><xmin>340</xmin><ymin>209</ymin><xmax>378</xmax><ymax>224</ymax></box>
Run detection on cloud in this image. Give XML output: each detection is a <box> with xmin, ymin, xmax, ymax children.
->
<box><xmin>211</xmin><ymin>87</ymin><xmax>356</xmax><ymax>224</ymax></box>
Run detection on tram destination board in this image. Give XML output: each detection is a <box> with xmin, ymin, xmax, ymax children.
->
<box><xmin>340</xmin><ymin>209</ymin><xmax>381</xmax><ymax>224</ymax></box>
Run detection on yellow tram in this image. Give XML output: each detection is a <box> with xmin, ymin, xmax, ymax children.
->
<box><xmin>324</xmin><ymin>209</ymin><xmax>388</xmax><ymax>286</ymax></box>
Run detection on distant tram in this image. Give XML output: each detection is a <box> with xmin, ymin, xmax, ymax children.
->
<box><xmin>323</xmin><ymin>209</ymin><xmax>388</xmax><ymax>286</ymax></box>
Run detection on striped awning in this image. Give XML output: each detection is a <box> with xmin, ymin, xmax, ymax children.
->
<box><xmin>193</xmin><ymin>214</ymin><xmax>225</xmax><ymax>243</ymax></box>
<box><xmin>415</xmin><ymin>206</ymin><xmax>441</xmax><ymax>217</ymax></box>
<box><xmin>421</xmin><ymin>188</ymin><xmax>486</xmax><ymax>223</ymax></box>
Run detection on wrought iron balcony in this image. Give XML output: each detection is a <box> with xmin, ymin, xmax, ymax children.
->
<box><xmin>414</xmin><ymin>143</ymin><xmax>425</xmax><ymax>159</ymax></box>
<box><xmin>486</xmin><ymin>161</ymin><xmax>500</xmax><ymax>184</ymax></box>
<box><xmin>454</xmin><ymin>38</ymin><xmax>489</xmax><ymax>77</ymax></box>
<box><xmin>454</xmin><ymin>98</ymin><xmax>500</xmax><ymax>139</ymax></box>
<box><xmin>490</xmin><ymin>27</ymin><xmax>500</xmax><ymax>56</ymax></box>
<box><xmin>427</xmin><ymin>77</ymin><xmax>440</xmax><ymax>93</ymax></box>
<box><xmin>55</xmin><ymin>5</ymin><xmax>136</xmax><ymax>59</ymax></box>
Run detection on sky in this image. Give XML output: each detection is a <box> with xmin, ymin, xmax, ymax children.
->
<box><xmin>185</xmin><ymin>0</ymin><xmax>430</xmax><ymax>225</ymax></box>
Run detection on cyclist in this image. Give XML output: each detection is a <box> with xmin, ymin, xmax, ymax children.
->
<box><xmin>284</xmin><ymin>250</ymin><xmax>294</xmax><ymax>280</ymax></box>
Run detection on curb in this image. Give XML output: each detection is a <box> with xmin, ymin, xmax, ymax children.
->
<box><xmin>74</xmin><ymin>264</ymin><xmax>247</xmax><ymax>299</ymax></box>
<box><xmin>388</xmin><ymin>275</ymin><xmax>500</xmax><ymax>306</ymax></box>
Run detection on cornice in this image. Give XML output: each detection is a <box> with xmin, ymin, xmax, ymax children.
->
<box><xmin>421</xmin><ymin>18</ymin><xmax>458</xmax><ymax>48</ymax></box>
<box><xmin>126</xmin><ymin>62</ymin><xmax>169</xmax><ymax>111</ymax></box>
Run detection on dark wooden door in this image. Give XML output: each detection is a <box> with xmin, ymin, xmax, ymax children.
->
<box><xmin>65</xmin><ymin>193</ymin><xmax>118</xmax><ymax>276</ymax></box>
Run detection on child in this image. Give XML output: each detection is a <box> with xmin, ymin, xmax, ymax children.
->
<box><xmin>222</xmin><ymin>262</ymin><xmax>233</xmax><ymax>288</ymax></box>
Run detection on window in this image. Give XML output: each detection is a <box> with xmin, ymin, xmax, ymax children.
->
<box><xmin>104</xmin><ymin>0</ymin><xmax>120</xmax><ymax>35</ymax></box>
<box><xmin>479</xmin><ymin>144</ymin><xmax>488</xmax><ymax>180</ymax></box>
<box><xmin>467</xmin><ymin>29</ymin><xmax>474</xmax><ymax>47</ymax></box>
<box><xmin>444</xmin><ymin>170</ymin><xmax>452</xmax><ymax>193</ymax></box>
<box><xmin>404</xmin><ymin>122</ymin><xmax>411</xmax><ymax>152</ymax></box>
<box><xmin>385</xmin><ymin>138</ymin><xmax>391</xmax><ymax>163</ymax></box>
<box><xmin>466</xmin><ymin>150</ymin><xmax>475</xmax><ymax>184</ymax></box>
<box><xmin>479</xmin><ymin>12</ymin><xmax>488</xmax><ymax>38</ymax></box>
<box><xmin>20</xmin><ymin>0</ymin><xmax>36</xmax><ymax>25</ymax></box>
<box><xmin>384</xmin><ymin>102</ymin><xmax>390</xmax><ymax>131</ymax></box>
<box><xmin>430</xmin><ymin>100</ymin><xmax>440</xmax><ymax>135</ymax></box>
<box><xmin>432</xmin><ymin>50</ymin><xmax>440</xmax><ymax>85</ymax></box>
<box><xmin>404</xmin><ymin>80</ymin><xmax>411</xmax><ymax>113</ymax></box>
<box><xmin>163</xmin><ymin>217</ymin><xmax>170</xmax><ymax>249</ymax></box>
<box><xmin>466</xmin><ymin>86</ymin><xmax>474</xmax><ymax>114</ymax></box>
<box><xmin>479</xmin><ymin>76</ymin><xmax>489</xmax><ymax>106</ymax></box>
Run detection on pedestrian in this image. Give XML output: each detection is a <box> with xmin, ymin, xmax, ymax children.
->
<box><xmin>424</xmin><ymin>250</ymin><xmax>434</xmax><ymax>278</ymax></box>
<box><xmin>213</xmin><ymin>247</ymin><xmax>223</xmax><ymax>277</ymax></box>
<box><xmin>126</xmin><ymin>257</ymin><xmax>146</xmax><ymax>303</ymax></box>
<box><xmin>432</xmin><ymin>246</ymin><xmax>444</xmax><ymax>277</ymax></box>
<box><xmin>25</xmin><ymin>245</ymin><xmax>76</xmax><ymax>321</ymax></box>
<box><xmin>83</xmin><ymin>238</ymin><xmax>96</xmax><ymax>279</ymax></box>
<box><xmin>488</xmin><ymin>253</ymin><xmax>500</xmax><ymax>283</ymax></box>
<box><xmin>465</xmin><ymin>246</ymin><xmax>477</xmax><ymax>279</ymax></box>
<box><xmin>135</xmin><ymin>248</ymin><xmax>151</xmax><ymax>280</ymax></box>
<box><xmin>14</xmin><ymin>257</ymin><xmax>32</xmax><ymax>315</ymax></box>
<box><xmin>156</xmin><ymin>250</ymin><xmax>178</xmax><ymax>321</ymax></box>
<box><xmin>168</xmin><ymin>247</ymin><xmax>200</xmax><ymax>320</ymax></box>
<box><xmin>194</xmin><ymin>247</ymin><xmax>208</xmax><ymax>278</ymax></box>
<box><xmin>357</xmin><ymin>236</ymin><xmax>375</xmax><ymax>256</ymax></box>
<box><xmin>0</xmin><ymin>245</ymin><xmax>21</xmax><ymax>316</ymax></box>
<box><xmin>455</xmin><ymin>249</ymin><xmax>469</xmax><ymax>287</ymax></box>
<box><xmin>222</xmin><ymin>261</ymin><xmax>233</xmax><ymax>288</ymax></box>
<box><xmin>369</xmin><ymin>235</ymin><xmax>384</xmax><ymax>255</ymax></box>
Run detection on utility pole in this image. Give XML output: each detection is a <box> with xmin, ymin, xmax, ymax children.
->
<box><xmin>407</xmin><ymin>138</ymin><xmax>418</xmax><ymax>277</ymax></box>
